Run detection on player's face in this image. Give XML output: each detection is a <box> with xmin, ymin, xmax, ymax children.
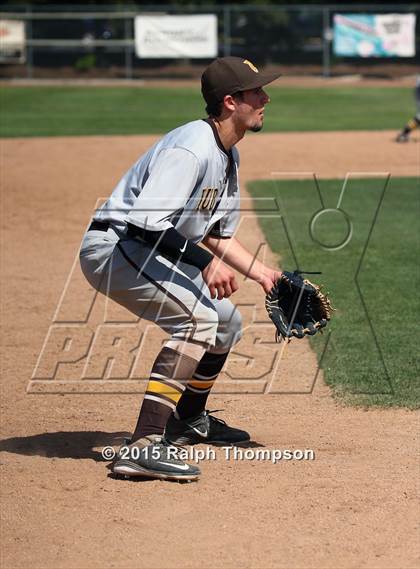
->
<box><xmin>234</xmin><ymin>87</ymin><xmax>270</xmax><ymax>132</ymax></box>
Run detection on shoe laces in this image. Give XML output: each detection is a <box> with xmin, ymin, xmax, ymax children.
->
<box><xmin>204</xmin><ymin>409</ymin><xmax>227</xmax><ymax>426</ymax></box>
<box><xmin>161</xmin><ymin>435</ymin><xmax>188</xmax><ymax>453</ymax></box>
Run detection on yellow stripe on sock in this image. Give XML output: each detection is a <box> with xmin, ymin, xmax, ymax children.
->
<box><xmin>147</xmin><ymin>380</ymin><xmax>182</xmax><ymax>403</ymax></box>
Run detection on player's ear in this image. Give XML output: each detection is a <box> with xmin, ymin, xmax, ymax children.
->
<box><xmin>223</xmin><ymin>94</ymin><xmax>237</xmax><ymax>112</ymax></box>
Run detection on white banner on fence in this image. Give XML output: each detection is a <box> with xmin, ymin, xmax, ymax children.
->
<box><xmin>0</xmin><ymin>19</ymin><xmax>26</xmax><ymax>63</ymax></box>
<box><xmin>333</xmin><ymin>13</ymin><xmax>416</xmax><ymax>57</ymax></box>
<box><xmin>135</xmin><ymin>14</ymin><xmax>218</xmax><ymax>58</ymax></box>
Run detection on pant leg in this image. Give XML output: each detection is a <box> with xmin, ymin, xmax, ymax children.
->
<box><xmin>80</xmin><ymin>229</ymin><xmax>218</xmax><ymax>439</ymax></box>
<box><xmin>80</xmin><ymin>230</ymin><xmax>243</xmax><ymax>434</ymax></box>
<box><xmin>173</xmin><ymin>259</ymin><xmax>243</xmax><ymax>418</ymax></box>
<box><xmin>80</xmin><ymin>231</ymin><xmax>219</xmax><ymax>348</ymax></box>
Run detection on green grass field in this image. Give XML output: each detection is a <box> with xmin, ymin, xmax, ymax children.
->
<box><xmin>0</xmin><ymin>85</ymin><xmax>412</xmax><ymax>137</ymax></box>
<box><xmin>247</xmin><ymin>177</ymin><xmax>420</xmax><ymax>408</ymax></box>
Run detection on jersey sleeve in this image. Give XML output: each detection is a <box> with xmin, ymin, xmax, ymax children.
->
<box><xmin>125</xmin><ymin>147</ymin><xmax>200</xmax><ymax>232</ymax></box>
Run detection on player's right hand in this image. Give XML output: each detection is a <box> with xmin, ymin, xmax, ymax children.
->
<box><xmin>202</xmin><ymin>258</ymin><xmax>238</xmax><ymax>300</ymax></box>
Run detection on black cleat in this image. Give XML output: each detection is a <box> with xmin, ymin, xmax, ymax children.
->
<box><xmin>165</xmin><ymin>410</ymin><xmax>250</xmax><ymax>446</ymax></box>
<box><xmin>112</xmin><ymin>434</ymin><xmax>200</xmax><ymax>481</ymax></box>
<box><xmin>396</xmin><ymin>132</ymin><xmax>409</xmax><ymax>143</ymax></box>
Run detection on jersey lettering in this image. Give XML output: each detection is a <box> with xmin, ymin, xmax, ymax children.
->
<box><xmin>197</xmin><ymin>188</ymin><xmax>218</xmax><ymax>211</ymax></box>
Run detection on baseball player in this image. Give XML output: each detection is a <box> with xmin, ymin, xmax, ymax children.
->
<box><xmin>79</xmin><ymin>57</ymin><xmax>282</xmax><ymax>481</ymax></box>
<box><xmin>396</xmin><ymin>75</ymin><xmax>420</xmax><ymax>142</ymax></box>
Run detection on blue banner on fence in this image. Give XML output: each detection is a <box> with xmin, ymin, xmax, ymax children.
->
<box><xmin>333</xmin><ymin>13</ymin><xmax>416</xmax><ymax>57</ymax></box>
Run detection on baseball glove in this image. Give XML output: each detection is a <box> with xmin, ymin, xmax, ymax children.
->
<box><xmin>265</xmin><ymin>270</ymin><xmax>333</xmax><ymax>341</ymax></box>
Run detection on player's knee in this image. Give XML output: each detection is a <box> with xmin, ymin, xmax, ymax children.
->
<box><xmin>177</xmin><ymin>304</ymin><xmax>219</xmax><ymax>348</ymax></box>
<box><xmin>215</xmin><ymin>307</ymin><xmax>242</xmax><ymax>351</ymax></box>
<box><xmin>195</xmin><ymin>306</ymin><xmax>219</xmax><ymax>347</ymax></box>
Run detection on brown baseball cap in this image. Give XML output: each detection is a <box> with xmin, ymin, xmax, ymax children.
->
<box><xmin>201</xmin><ymin>56</ymin><xmax>281</xmax><ymax>106</ymax></box>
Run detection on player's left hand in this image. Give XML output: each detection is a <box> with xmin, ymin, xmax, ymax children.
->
<box><xmin>265</xmin><ymin>270</ymin><xmax>333</xmax><ymax>341</ymax></box>
<box><xmin>256</xmin><ymin>267</ymin><xmax>283</xmax><ymax>294</ymax></box>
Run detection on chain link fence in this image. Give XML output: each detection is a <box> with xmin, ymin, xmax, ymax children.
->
<box><xmin>0</xmin><ymin>3</ymin><xmax>419</xmax><ymax>79</ymax></box>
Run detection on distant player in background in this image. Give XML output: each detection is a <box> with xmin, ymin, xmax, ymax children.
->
<box><xmin>396</xmin><ymin>75</ymin><xmax>420</xmax><ymax>143</ymax></box>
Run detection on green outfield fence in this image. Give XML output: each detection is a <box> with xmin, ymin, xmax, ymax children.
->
<box><xmin>0</xmin><ymin>4</ymin><xmax>419</xmax><ymax>80</ymax></box>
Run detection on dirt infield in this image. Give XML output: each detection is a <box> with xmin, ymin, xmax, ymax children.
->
<box><xmin>1</xmin><ymin>131</ymin><xmax>419</xmax><ymax>569</ymax></box>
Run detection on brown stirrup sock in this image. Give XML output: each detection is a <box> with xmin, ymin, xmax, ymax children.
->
<box><xmin>175</xmin><ymin>350</ymin><xmax>230</xmax><ymax>420</ymax></box>
<box><xmin>131</xmin><ymin>346</ymin><xmax>202</xmax><ymax>442</ymax></box>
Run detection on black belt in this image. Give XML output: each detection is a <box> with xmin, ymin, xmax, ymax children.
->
<box><xmin>88</xmin><ymin>220</ymin><xmax>110</xmax><ymax>232</ymax></box>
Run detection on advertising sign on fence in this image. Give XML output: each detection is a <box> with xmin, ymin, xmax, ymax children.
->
<box><xmin>333</xmin><ymin>13</ymin><xmax>416</xmax><ymax>57</ymax></box>
<box><xmin>135</xmin><ymin>14</ymin><xmax>218</xmax><ymax>58</ymax></box>
<box><xmin>0</xmin><ymin>19</ymin><xmax>26</xmax><ymax>63</ymax></box>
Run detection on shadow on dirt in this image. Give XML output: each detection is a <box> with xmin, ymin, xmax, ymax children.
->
<box><xmin>0</xmin><ymin>431</ymin><xmax>130</xmax><ymax>461</ymax></box>
<box><xmin>0</xmin><ymin>432</ymin><xmax>265</xmax><ymax>462</ymax></box>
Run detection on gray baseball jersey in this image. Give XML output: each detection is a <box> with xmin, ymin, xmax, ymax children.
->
<box><xmin>80</xmin><ymin>118</ymin><xmax>243</xmax><ymax>352</ymax></box>
<box><xmin>94</xmin><ymin>118</ymin><xmax>240</xmax><ymax>242</ymax></box>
